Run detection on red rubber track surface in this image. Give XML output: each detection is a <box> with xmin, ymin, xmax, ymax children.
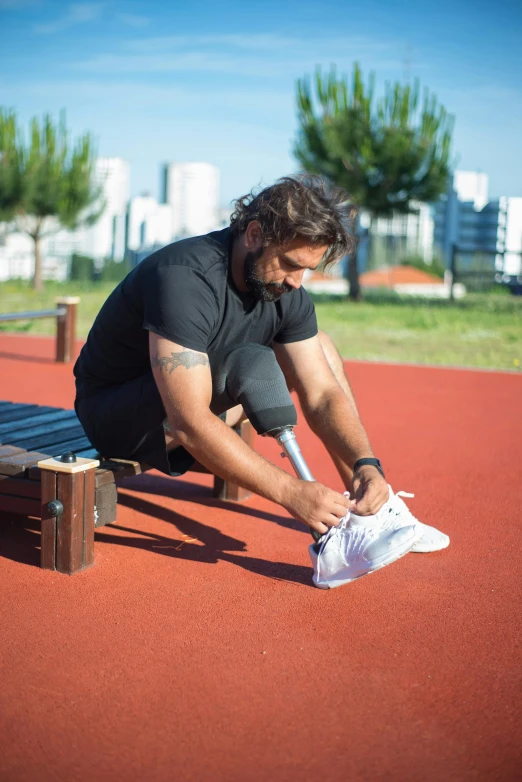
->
<box><xmin>0</xmin><ymin>334</ymin><xmax>520</xmax><ymax>782</ymax></box>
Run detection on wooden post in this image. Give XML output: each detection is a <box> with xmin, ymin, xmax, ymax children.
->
<box><xmin>213</xmin><ymin>420</ymin><xmax>253</xmax><ymax>501</ymax></box>
<box><xmin>38</xmin><ymin>454</ymin><xmax>99</xmax><ymax>574</ymax></box>
<box><xmin>55</xmin><ymin>296</ymin><xmax>80</xmax><ymax>363</ymax></box>
<box><xmin>449</xmin><ymin>245</ymin><xmax>457</xmax><ymax>302</ymax></box>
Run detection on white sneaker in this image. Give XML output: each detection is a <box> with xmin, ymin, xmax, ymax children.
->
<box><xmin>385</xmin><ymin>486</ymin><xmax>450</xmax><ymax>553</ymax></box>
<box><xmin>308</xmin><ymin>504</ymin><xmax>417</xmax><ymax>590</ymax></box>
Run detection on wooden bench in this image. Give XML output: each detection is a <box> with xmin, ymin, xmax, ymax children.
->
<box><xmin>0</xmin><ymin>400</ymin><xmax>253</xmax><ymax>575</ymax></box>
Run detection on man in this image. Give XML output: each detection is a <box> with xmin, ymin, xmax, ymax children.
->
<box><xmin>75</xmin><ymin>176</ymin><xmax>448</xmax><ymax>588</ymax></box>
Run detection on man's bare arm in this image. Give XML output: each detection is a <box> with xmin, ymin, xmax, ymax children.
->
<box><xmin>149</xmin><ymin>333</ymin><xmax>350</xmax><ymax>534</ymax></box>
<box><xmin>151</xmin><ymin>350</ymin><xmax>209</xmax><ymax>373</ymax></box>
<box><xmin>273</xmin><ymin>335</ymin><xmax>388</xmax><ymax>515</ymax></box>
<box><xmin>274</xmin><ymin>336</ymin><xmax>374</xmax><ymax>464</ymax></box>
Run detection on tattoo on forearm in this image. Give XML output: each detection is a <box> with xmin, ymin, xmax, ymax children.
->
<box><xmin>151</xmin><ymin>350</ymin><xmax>209</xmax><ymax>374</ymax></box>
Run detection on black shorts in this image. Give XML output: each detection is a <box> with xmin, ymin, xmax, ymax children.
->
<box><xmin>75</xmin><ymin>372</ymin><xmax>226</xmax><ymax>477</ymax></box>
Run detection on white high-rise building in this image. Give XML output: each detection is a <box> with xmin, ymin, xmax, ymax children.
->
<box><xmin>366</xmin><ymin>202</ymin><xmax>434</xmax><ymax>266</ymax></box>
<box><xmin>453</xmin><ymin>171</ymin><xmax>489</xmax><ymax>211</ymax></box>
<box><xmin>127</xmin><ymin>195</ymin><xmax>174</xmax><ymax>252</ymax></box>
<box><xmin>503</xmin><ymin>197</ymin><xmax>522</xmax><ymax>275</ymax></box>
<box><xmin>162</xmin><ymin>162</ymin><xmax>220</xmax><ymax>239</ymax></box>
<box><xmin>0</xmin><ymin>157</ymin><xmax>130</xmax><ymax>281</ymax></box>
<box><xmin>80</xmin><ymin>157</ymin><xmax>130</xmax><ymax>262</ymax></box>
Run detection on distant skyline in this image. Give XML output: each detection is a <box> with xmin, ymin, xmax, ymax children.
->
<box><xmin>1</xmin><ymin>0</ymin><xmax>521</xmax><ymax>206</ymax></box>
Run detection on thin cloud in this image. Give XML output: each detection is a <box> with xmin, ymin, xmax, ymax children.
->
<box><xmin>125</xmin><ymin>32</ymin><xmax>396</xmax><ymax>54</ymax></box>
<box><xmin>117</xmin><ymin>12</ymin><xmax>150</xmax><ymax>28</ymax></box>
<box><xmin>34</xmin><ymin>2</ymin><xmax>104</xmax><ymax>34</ymax></box>
<box><xmin>74</xmin><ymin>33</ymin><xmax>406</xmax><ymax>78</ymax></box>
<box><xmin>0</xmin><ymin>0</ymin><xmax>40</xmax><ymax>7</ymax></box>
<box><xmin>0</xmin><ymin>78</ymin><xmax>292</xmax><ymax>117</ymax></box>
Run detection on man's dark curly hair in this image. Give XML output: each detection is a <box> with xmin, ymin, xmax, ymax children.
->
<box><xmin>229</xmin><ymin>175</ymin><xmax>357</xmax><ymax>268</ymax></box>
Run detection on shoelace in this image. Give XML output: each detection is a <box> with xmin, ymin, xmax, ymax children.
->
<box><xmin>313</xmin><ymin>489</ymin><xmax>417</xmax><ymax>584</ymax></box>
<box><xmin>314</xmin><ymin>494</ymin><xmax>351</xmax><ymax>585</ymax></box>
<box><xmin>315</xmin><ymin>493</ymin><xmax>384</xmax><ymax>583</ymax></box>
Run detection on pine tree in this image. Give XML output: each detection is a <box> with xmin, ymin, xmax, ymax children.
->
<box><xmin>295</xmin><ymin>64</ymin><xmax>454</xmax><ymax>299</ymax></box>
<box><xmin>0</xmin><ymin>110</ymin><xmax>103</xmax><ymax>291</ymax></box>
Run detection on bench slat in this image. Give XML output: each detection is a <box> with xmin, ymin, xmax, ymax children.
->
<box><xmin>47</xmin><ymin>437</ymin><xmax>94</xmax><ymax>456</ymax></box>
<box><xmin>6</xmin><ymin>418</ymin><xmax>84</xmax><ymax>445</ymax></box>
<box><xmin>99</xmin><ymin>459</ymin><xmax>145</xmax><ymax>482</ymax></box>
<box><xmin>0</xmin><ymin>494</ymin><xmax>41</xmax><ymax>517</ymax></box>
<box><xmin>0</xmin><ymin>405</ymin><xmax>42</xmax><ymax>424</ymax></box>
<box><xmin>9</xmin><ymin>428</ymin><xmax>88</xmax><ymax>451</ymax></box>
<box><xmin>0</xmin><ymin>445</ymin><xmax>25</xmax><ymax>459</ymax></box>
<box><xmin>17</xmin><ymin>438</ymin><xmax>93</xmax><ymax>463</ymax></box>
<box><xmin>0</xmin><ymin>451</ymin><xmax>50</xmax><ymax>476</ymax></box>
<box><xmin>27</xmin><ymin>445</ymin><xmax>98</xmax><ymax>481</ymax></box>
<box><xmin>0</xmin><ymin>476</ymin><xmax>41</xmax><ymax>499</ymax></box>
<box><xmin>0</xmin><ymin>409</ymin><xmax>75</xmax><ymax>436</ymax></box>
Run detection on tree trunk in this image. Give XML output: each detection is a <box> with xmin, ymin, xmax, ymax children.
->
<box><xmin>32</xmin><ymin>231</ymin><xmax>43</xmax><ymax>292</ymax></box>
<box><xmin>347</xmin><ymin>248</ymin><xmax>361</xmax><ymax>301</ymax></box>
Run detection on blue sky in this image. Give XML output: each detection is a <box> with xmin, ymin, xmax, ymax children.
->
<box><xmin>1</xmin><ymin>0</ymin><xmax>521</xmax><ymax>207</ymax></box>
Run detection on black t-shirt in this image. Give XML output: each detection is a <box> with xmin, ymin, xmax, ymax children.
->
<box><xmin>74</xmin><ymin>228</ymin><xmax>318</xmax><ymax>397</ymax></box>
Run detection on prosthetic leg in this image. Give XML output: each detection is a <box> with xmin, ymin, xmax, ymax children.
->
<box><xmin>210</xmin><ymin>344</ymin><xmax>321</xmax><ymax>542</ymax></box>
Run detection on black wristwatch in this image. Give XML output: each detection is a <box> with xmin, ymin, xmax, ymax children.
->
<box><xmin>353</xmin><ymin>457</ymin><xmax>385</xmax><ymax>478</ymax></box>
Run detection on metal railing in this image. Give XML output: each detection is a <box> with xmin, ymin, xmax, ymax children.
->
<box><xmin>449</xmin><ymin>246</ymin><xmax>522</xmax><ymax>300</ymax></box>
<box><xmin>0</xmin><ymin>297</ymin><xmax>80</xmax><ymax>362</ymax></box>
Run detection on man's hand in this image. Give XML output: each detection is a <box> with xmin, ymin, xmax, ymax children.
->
<box><xmin>282</xmin><ymin>481</ymin><xmax>351</xmax><ymax>536</ymax></box>
<box><xmin>351</xmin><ymin>466</ymin><xmax>389</xmax><ymax>516</ymax></box>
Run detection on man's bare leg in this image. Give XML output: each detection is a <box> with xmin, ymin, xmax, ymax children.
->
<box><xmin>317</xmin><ymin>329</ymin><xmax>358</xmax><ymax>491</ymax></box>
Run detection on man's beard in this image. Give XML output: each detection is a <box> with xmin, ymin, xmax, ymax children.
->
<box><xmin>243</xmin><ymin>247</ymin><xmax>292</xmax><ymax>302</ymax></box>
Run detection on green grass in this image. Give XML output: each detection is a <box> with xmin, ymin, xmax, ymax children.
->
<box><xmin>0</xmin><ymin>279</ymin><xmax>118</xmax><ymax>340</ymax></box>
<box><xmin>1</xmin><ymin>280</ymin><xmax>521</xmax><ymax>372</ymax></box>
<box><xmin>313</xmin><ymin>291</ymin><xmax>522</xmax><ymax>372</ymax></box>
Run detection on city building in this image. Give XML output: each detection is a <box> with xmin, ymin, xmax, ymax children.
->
<box><xmin>501</xmin><ymin>196</ymin><xmax>522</xmax><ymax>276</ymax></box>
<box><xmin>2</xmin><ymin>157</ymin><xmax>520</xmax><ymax>286</ymax></box>
<box><xmin>433</xmin><ymin>170</ymin><xmax>522</xmax><ymax>275</ymax></box>
<box><xmin>369</xmin><ymin>203</ymin><xmax>434</xmax><ymax>266</ymax></box>
<box><xmin>0</xmin><ymin>157</ymin><xmax>130</xmax><ymax>281</ymax></box>
<box><xmin>77</xmin><ymin>157</ymin><xmax>130</xmax><ymax>264</ymax></box>
<box><xmin>127</xmin><ymin>195</ymin><xmax>174</xmax><ymax>253</ymax></box>
<box><xmin>162</xmin><ymin>162</ymin><xmax>220</xmax><ymax>239</ymax></box>
<box><xmin>352</xmin><ymin>202</ymin><xmax>434</xmax><ymax>274</ymax></box>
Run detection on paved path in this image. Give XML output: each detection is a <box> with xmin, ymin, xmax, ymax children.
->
<box><xmin>0</xmin><ymin>334</ymin><xmax>520</xmax><ymax>781</ymax></box>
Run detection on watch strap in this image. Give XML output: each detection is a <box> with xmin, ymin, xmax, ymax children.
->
<box><xmin>353</xmin><ymin>457</ymin><xmax>385</xmax><ymax>478</ymax></box>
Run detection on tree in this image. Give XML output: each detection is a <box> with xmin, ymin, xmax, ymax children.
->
<box><xmin>294</xmin><ymin>64</ymin><xmax>454</xmax><ymax>299</ymax></box>
<box><xmin>0</xmin><ymin>109</ymin><xmax>103</xmax><ymax>291</ymax></box>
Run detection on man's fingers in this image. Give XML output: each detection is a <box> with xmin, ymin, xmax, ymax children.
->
<box><xmin>352</xmin><ymin>484</ymin><xmax>388</xmax><ymax>516</ymax></box>
<box><xmin>352</xmin><ymin>497</ymin><xmax>376</xmax><ymax>516</ymax></box>
<box><xmin>310</xmin><ymin>512</ymin><xmax>344</xmax><ymax>535</ymax></box>
<box><xmin>331</xmin><ymin>491</ymin><xmax>352</xmax><ymax>509</ymax></box>
<box><xmin>312</xmin><ymin>521</ymin><xmax>329</xmax><ymax>535</ymax></box>
<box><xmin>332</xmin><ymin>501</ymin><xmax>351</xmax><ymax>518</ymax></box>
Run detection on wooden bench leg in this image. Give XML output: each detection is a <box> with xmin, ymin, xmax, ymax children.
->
<box><xmin>39</xmin><ymin>456</ymin><xmax>99</xmax><ymax>574</ymax></box>
<box><xmin>41</xmin><ymin>470</ymin><xmax>58</xmax><ymax>570</ymax></box>
<box><xmin>213</xmin><ymin>420</ymin><xmax>253</xmax><ymax>502</ymax></box>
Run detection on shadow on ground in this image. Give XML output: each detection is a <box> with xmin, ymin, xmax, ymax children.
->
<box><xmin>120</xmin><ymin>472</ymin><xmax>308</xmax><ymax>535</ymax></box>
<box><xmin>0</xmin><ymin>351</ymin><xmax>56</xmax><ymax>364</ymax></box>
<box><xmin>0</xmin><ymin>480</ymin><xmax>312</xmax><ymax>587</ymax></box>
